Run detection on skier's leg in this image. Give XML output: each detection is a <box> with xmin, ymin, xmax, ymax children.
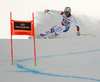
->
<box><xmin>63</xmin><ymin>27</ymin><xmax>70</xmax><ymax>32</ymax></box>
<box><xmin>36</xmin><ymin>29</ymin><xmax>52</xmax><ymax>38</ymax></box>
<box><xmin>40</xmin><ymin>30</ymin><xmax>51</xmax><ymax>37</ymax></box>
<box><xmin>55</xmin><ymin>26</ymin><xmax>66</xmax><ymax>35</ymax></box>
<box><xmin>37</xmin><ymin>23</ymin><xmax>62</xmax><ymax>38</ymax></box>
<box><xmin>50</xmin><ymin>23</ymin><xmax>62</xmax><ymax>33</ymax></box>
<box><xmin>41</xmin><ymin>23</ymin><xmax>62</xmax><ymax>35</ymax></box>
<box><xmin>49</xmin><ymin>26</ymin><xmax>66</xmax><ymax>39</ymax></box>
<box><xmin>49</xmin><ymin>26</ymin><xmax>70</xmax><ymax>39</ymax></box>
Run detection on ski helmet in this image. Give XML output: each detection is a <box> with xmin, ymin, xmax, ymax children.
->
<box><xmin>64</xmin><ymin>7</ymin><xmax>71</xmax><ymax>14</ymax></box>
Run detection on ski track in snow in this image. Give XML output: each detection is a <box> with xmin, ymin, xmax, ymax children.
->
<box><xmin>6</xmin><ymin>49</ymin><xmax>100</xmax><ymax>82</ymax></box>
<box><xmin>15</xmin><ymin>49</ymin><xmax>100</xmax><ymax>62</ymax></box>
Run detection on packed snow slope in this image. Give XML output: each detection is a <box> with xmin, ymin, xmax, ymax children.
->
<box><xmin>0</xmin><ymin>12</ymin><xmax>100</xmax><ymax>82</ymax></box>
<box><xmin>0</xmin><ymin>38</ymin><xmax>100</xmax><ymax>82</ymax></box>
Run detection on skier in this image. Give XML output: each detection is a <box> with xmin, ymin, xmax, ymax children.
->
<box><xmin>37</xmin><ymin>7</ymin><xmax>80</xmax><ymax>39</ymax></box>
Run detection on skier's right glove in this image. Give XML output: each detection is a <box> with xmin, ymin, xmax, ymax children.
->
<box><xmin>44</xmin><ymin>9</ymin><xmax>50</xmax><ymax>13</ymax></box>
<box><xmin>76</xmin><ymin>31</ymin><xmax>80</xmax><ymax>36</ymax></box>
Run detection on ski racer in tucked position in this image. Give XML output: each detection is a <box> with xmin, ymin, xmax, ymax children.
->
<box><xmin>37</xmin><ymin>7</ymin><xmax>80</xmax><ymax>39</ymax></box>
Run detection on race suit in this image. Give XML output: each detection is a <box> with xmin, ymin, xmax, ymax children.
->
<box><xmin>40</xmin><ymin>10</ymin><xmax>80</xmax><ymax>36</ymax></box>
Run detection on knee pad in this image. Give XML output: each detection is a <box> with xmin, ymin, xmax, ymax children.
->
<box><xmin>63</xmin><ymin>27</ymin><xmax>70</xmax><ymax>32</ymax></box>
<box><xmin>50</xmin><ymin>26</ymin><xmax>55</xmax><ymax>33</ymax></box>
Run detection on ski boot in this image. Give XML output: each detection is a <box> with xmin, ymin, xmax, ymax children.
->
<box><xmin>49</xmin><ymin>33</ymin><xmax>56</xmax><ymax>39</ymax></box>
<box><xmin>36</xmin><ymin>34</ymin><xmax>42</xmax><ymax>38</ymax></box>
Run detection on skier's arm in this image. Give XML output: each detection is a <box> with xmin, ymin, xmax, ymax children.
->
<box><xmin>72</xmin><ymin>16</ymin><xmax>79</xmax><ymax>31</ymax></box>
<box><xmin>76</xmin><ymin>25</ymin><xmax>80</xmax><ymax>32</ymax></box>
<box><xmin>72</xmin><ymin>16</ymin><xmax>80</xmax><ymax>36</ymax></box>
<box><xmin>44</xmin><ymin>9</ymin><xmax>64</xmax><ymax>15</ymax></box>
<box><xmin>50</xmin><ymin>10</ymin><xmax>64</xmax><ymax>15</ymax></box>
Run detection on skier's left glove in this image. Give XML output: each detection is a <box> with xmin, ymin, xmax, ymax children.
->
<box><xmin>76</xmin><ymin>31</ymin><xmax>80</xmax><ymax>36</ymax></box>
<box><xmin>44</xmin><ymin>9</ymin><xmax>50</xmax><ymax>13</ymax></box>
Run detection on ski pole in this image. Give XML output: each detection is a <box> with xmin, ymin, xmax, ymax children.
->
<box><xmin>47</xmin><ymin>12</ymin><xmax>53</xmax><ymax>19</ymax></box>
<box><xmin>80</xmin><ymin>34</ymin><xmax>96</xmax><ymax>37</ymax></box>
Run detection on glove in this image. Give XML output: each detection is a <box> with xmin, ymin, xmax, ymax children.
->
<box><xmin>76</xmin><ymin>31</ymin><xmax>80</xmax><ymax>36</ymax></box>
<box><xmin>44</xmin><ymin>9</ymin><xmax>50</xmax><ymax>13</ymax></box>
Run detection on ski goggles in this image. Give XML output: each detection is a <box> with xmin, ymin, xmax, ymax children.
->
<box><xmin>64</xmin><ymin>11</ymin><xmax>70</xmax><ymax>14</ymax></box>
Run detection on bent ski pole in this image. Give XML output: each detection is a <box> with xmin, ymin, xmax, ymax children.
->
<box><xmin>80</xmin><ymin>34</ymin><xmax>96</xmax><ymax>37</ymax></box>
<box><xmin>47</xmin><ymin>12</ymin><xmax>53</xmax><ymax>19</ymax></box>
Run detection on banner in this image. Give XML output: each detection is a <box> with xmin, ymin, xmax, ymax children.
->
<box><xmin>10</xmin><ymin>12</ymin><xmax>36</xmax><ymax>66</ymax></box>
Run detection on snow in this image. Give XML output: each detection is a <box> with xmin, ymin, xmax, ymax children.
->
<box><xmin>0</xmin><ymin>0</ymin><xmax>100</xmax><ymax>81</ymax></box>
<box><xmin>0</xmin><ymin>38</ymin><xmax>100</xmax><ymax>82</ymax></box>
